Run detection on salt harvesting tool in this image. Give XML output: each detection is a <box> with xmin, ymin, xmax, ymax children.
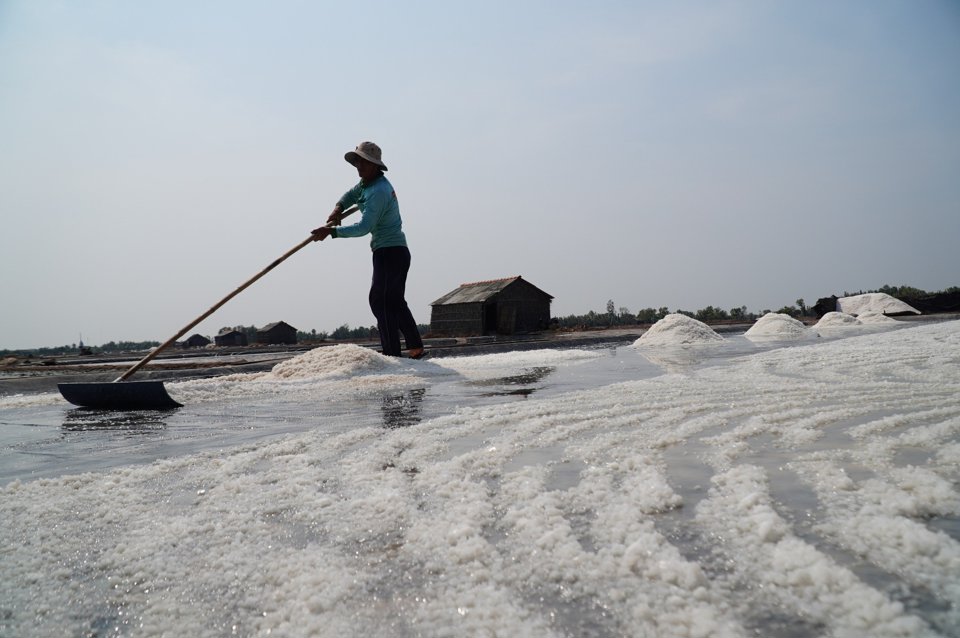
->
<box><xmin>58</xmin><ymin>205</ymin><xmax>360</xmax><ymax>410</ymax></box>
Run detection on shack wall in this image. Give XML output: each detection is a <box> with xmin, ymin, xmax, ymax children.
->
<box><xmin>496</xmin><ymin>280</ymin><xmax>552</xmax><ymax>333</ymax></box>
<box><xmin>430</xmin><ymin>302</ymin><xmax>483</xmax><ymax>336</ymax></box>
<box><xmin>257</xmin><ymin>325</ymin><xmax>297</xmax><ymax>345</ymax></box>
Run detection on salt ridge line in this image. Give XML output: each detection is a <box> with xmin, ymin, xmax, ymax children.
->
<box><xmin>284</xmin><ymin>324</ymin><xmax>952</xmax><ymax>636</ymax></box>
<box><xmin>695</xmin><ymin>464</ymin><xmax>932</xmax><ymax>637</ymax></box>
<box><xmin>790</xmin><ymin>458</ymin><xmax>960</xmax><ymax>625</ymax></box>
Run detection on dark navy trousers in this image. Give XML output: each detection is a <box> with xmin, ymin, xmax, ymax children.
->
<box><xmin>370</xmin><ymin>246</ymin><xmax>423</xmax><ymax>357</ymax></box>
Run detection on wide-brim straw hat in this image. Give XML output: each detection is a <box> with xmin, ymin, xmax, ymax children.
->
<box><xmin>345</xmin><ymin>141</ymin><xmax>388</xmax><ymax>171</ymax></box>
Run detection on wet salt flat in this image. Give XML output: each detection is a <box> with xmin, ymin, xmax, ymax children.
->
<box><xmin>1</xmin><ymin>317</ymin><xmax>958</xmax><ymax>637</ymax></box>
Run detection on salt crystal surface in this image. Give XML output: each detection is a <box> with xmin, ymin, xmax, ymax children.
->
<box><xmin>2</xmin><ymin>320</ymin><xmax>958</xmax><ymax>636</ymax></box>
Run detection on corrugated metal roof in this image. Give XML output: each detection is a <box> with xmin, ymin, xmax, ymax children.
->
<box><xmin>431</xmin><ymin>277</ymin><xmax>520</xmax><ymax>305</ymax></box>
<box><xmin>258</xmin><ymin>321</ymin><xmax>295</xmax><ymax>333</ymax></box>
<box><xmin>430</xmin><ymin>276</ymin><xmax>553</xmax><ymax>306</ymax></box>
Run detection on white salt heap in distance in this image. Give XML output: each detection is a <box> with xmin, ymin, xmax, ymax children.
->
<box><xmin>858</xmin><ymin>311</ymin><xmax>900</xmax><ymax>325</ymax></box>
<box><xmin>744</xmin><ymin>312</ymin><xmax>811</xmax><ymax>339</ymax></box>
<box><xmin>814</xmin><ymin>311</ymin><xmax>861</xmax><ymax>329</ymax></box>
<box><xmin>838</xmin><ymin>292</ymin><xmax>919</xmax><ymax>316</ymax></box>
<box><xmin>634</xmin><ymin>313</ymin><xmax>724</xmax><ymax>346</ymax></box>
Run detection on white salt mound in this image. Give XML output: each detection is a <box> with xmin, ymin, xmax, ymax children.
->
<box><xmin>744</xmin><ymin>313</ymin><xmax>810</xmax><ymax>339</ymax></box>
<box><xmin>268</xmin><ymin>344</ymin><xmax>399</xmax><ymax>379</ymax></box>
<box><xmin>634</xmin><ymin>313</ymin><xmax>724</xmax><ymax>346</ymax></box>
<box><xmin>837</xmin><ymin>292</ymin><xmax>919</xmax><ymax>316</ymax></box>
<box><xmin>814</xmin><ymin>312</ymin><xmax>861</xmax><ymax>329</ymax></box>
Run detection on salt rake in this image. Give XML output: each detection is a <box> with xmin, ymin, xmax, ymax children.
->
<box><xmin>58</xmin><ymin>205</ymin><xmax>359</xmax><ymax>410</ymax></box>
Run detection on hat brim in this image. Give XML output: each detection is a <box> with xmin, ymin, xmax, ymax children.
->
<box><xmin>344</xmin><ymin>150</ymin><xmax>388</xmax><ymax>171</ymax></box>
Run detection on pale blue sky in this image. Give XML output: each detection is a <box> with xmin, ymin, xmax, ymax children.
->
<box><xmin>2</xmin><ymin>1</ymin><xmax>958</xmax><ymax>349</ymax></box>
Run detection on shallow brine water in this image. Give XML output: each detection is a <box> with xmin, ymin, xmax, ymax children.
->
<box><xmin>1</xmin><ymin>321</ymin><xmax>958</xmax><ymax>637</ymax></box>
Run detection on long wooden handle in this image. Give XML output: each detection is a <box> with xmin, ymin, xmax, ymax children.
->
<box><xmin>115</xmin><ymin>205</ymin><xmax>359</xmax><ymax>382</ymax></box>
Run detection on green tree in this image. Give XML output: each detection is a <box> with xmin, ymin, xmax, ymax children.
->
<box><xmin>635</xmin><ymin>308</ymin><xmax>658</xmax><ymax>324</ymax></box>
<box><xmin>695</xmin><ymin>305</ymin><xmax>729</xmax><ymax>323</ymax></box>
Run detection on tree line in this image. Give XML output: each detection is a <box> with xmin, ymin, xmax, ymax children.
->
<box><xmin>553</xmin><ymin>303</ymin><xmax>763</xmax><ymax>329</ymax></box>
<box><xmin>3</xmin><ymin>284</ymin><xmax>956</xmax><ymax>357</ymax></box>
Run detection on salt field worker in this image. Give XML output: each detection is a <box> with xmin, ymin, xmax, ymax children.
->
<box><xmin>311</xmin><ymin>141</ymin><xmax>425</xmax><ymax>359</ymax></box>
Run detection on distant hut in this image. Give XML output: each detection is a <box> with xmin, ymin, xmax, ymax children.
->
<box><xmin>430</xmin><ymin>276</ymin><xmax>553</xmax><ymax>336</ymax></box>
<box><xmin>183</xmin><ymin>333</ymin><xmax>211</xmax><ymax>349</ymax></box>
<box><xmin>256</xmin><ymin>321</ymin><xmax>297</xmax><ymax>345</ymax></box>
<box><xmin>215</xmin><ymin>329</ymin><xmax>248</xmax><ymax>347</ymax></box>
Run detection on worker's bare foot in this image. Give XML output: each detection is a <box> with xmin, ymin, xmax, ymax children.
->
<box><xmin>408</xmin><ymin>347</ymin><xmax>425</xmax><ymax>360</ymax></box>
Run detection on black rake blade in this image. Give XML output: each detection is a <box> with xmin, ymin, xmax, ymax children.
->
<box><xmin>58</xmin><ymin>380</ymin><xmax>183</xmax><ymax>410</ymax></box>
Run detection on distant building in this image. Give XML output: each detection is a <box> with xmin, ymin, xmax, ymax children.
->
<box><xmin>256</xmin><ymin>321</ymin><xmax>297</xmax><ymax>345</ymax></box>
<box><xmin>183</xmin><ymin>333</ymin><xmax>211</xmax><ymax>348</ymax></box>
<box><xmin>215</xmin><ymin>329</ymin><xmax>248</xmax><ymax>347</ymax></box>
<box><xmin>430</xmin><ymin>276</ymin><xmax>553</xmax><ymax>336</ymax></box>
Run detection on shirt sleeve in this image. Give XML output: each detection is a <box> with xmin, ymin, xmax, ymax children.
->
<box><xmin>337</xmin><ymin>182</ymin><xmax>363</xmax><ymax>210</ymax></box>
<box><xmin>335</xmin><ymin>182</ymin><xmax>391</xmax><ymax>239</ymax></box>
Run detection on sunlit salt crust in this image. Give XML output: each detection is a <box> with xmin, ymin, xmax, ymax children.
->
<box><xmin>2</xmin><ymin>321</ymin><xmax>958</xmax><ymax>636</ymax></box>
<box><xmin>0</xmin><ymin>391</ymin><xmax>64</xmax><ymax>408</ymax></box>
<box><xmin>633</xmin><ymin>313</ymin><xmax>724</xmax><ymax>346</ymax></box>
<box><xmin>428</xmin><ymin>348</ymin><xmax>603</xmax><ymax>382</ymax></box>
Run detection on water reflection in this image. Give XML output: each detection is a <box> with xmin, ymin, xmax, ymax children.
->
<box><xmin>62</xmin><ymin>409</ymin><xmax>169</xmax><ymax>434</ymax></box>
<box><xmin>469</xmin><ymin>366</ymin><xmax>555</xmax><ymax>398</ymax></box>
<box><xmin>381</xmin><ymin>388</ymin><xmax>426</xmax><ymax>429</ymax></box>
<box><xmin>638</xmin><ymin>347</ymin><xmax>717</xmax><ymax>373</ymax></box>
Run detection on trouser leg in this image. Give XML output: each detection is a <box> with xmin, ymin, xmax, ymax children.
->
<box><xmin>370</xmin><ymin>247</ymin><xmax>422</xmax><ymax>356</ymax></box>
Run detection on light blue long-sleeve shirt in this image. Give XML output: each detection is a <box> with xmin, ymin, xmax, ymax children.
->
<box><xmin>333</xmin><ymin>175</ymin><xmax>407</xmax><ymax>251</ymax></box>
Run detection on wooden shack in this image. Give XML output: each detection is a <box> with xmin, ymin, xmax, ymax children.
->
<box><xmin>215</xmin><ymin>329</ymin><xmax>248</xmax><ymax>347</ymax></box>
<box><xmin>183</xmin><ymin>333</ymin><xmax>211</xmax><ymax>349</ymax></box>
<box><xmin>430</xmin><ymin>276</ymin><xmax>553</xmax><ymax>336</ymax></box>
<box><xmin>256</xmin><ymin>321</ymin><xmax>297</xmax><ymax>345</ymax></box>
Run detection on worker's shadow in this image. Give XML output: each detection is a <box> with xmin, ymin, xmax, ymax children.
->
<box><xmin>380</xmin><ymin>388</ymin><xmax>426</xmax><ymax>429</ymax></box>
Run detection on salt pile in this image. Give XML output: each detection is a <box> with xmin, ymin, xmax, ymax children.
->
<box><xmin>838</xmin><ymin>292</ymin><xmax>919</xmax><ymax>316</ymax></box>
<box><xmin>744</xmin><ymin>312</ymin><xmax>810</xmax><ymax>339</ymax></box>
<box><xmin>169</xmin><ymin>344</ymin><xmax>431</xmax><ymax>404</ymax></box>
<box><xmin>633</xmin><ymin>313</ymin><xmax>724</xmax><ymax>346</ymax></box>
<box><xmin>858</xmin><ymin>311</ymin><xmax>900</xmax><ymax>325</ymax></box>
<box><xmin>268</xmin><ymin>343</ymin><xmax>403</xmax><ymax>379</ymax></box>
<box><xmin>814</xmin><ymin>311</ymin><xmax>861</xmax><ymax>329</ymax></box>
